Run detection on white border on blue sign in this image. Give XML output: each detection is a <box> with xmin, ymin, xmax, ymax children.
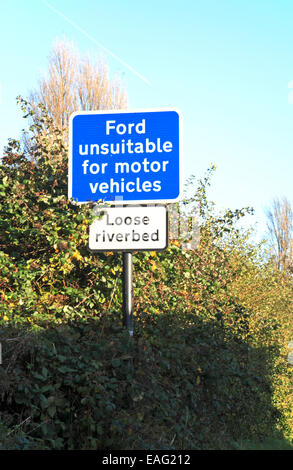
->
<box><xmin>68</xmin><ymin>108</ymin><xmax>183</xmax><ymax>205</ymax></box>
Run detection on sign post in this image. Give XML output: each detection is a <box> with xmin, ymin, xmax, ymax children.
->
<box><xmin>89</xmin><ymin>204</ymin><xmax>168</xmax><ymax>336</ymax></box>
<box><xmin>123</xmin><ymin>252</ymin><xmax>133</xmax><ymax>336</ymax></box>
<box><xmin>69</xmin><ymin>109</ymin><xmax>182</xmax><ymax>336</ymax></box>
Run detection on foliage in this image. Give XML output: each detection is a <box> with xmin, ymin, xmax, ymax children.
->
<box><xmin>232</xmin><ymin>437</ymin><xmax>293</xmax><ymax>450</ymax></box>
<box><xmin>266</xmin><ymin>196</ymin><xmax>293</xmax><ymax>272</ymax></box>
<box><xmin>0</xmin><ymin>99</ymin><xmax>292</xmax><ymax>449</ymax></box>
<box><xmin>29</xmin><ymin>38</ymin><xmax>127</xmax><ymax>130</ymax></box>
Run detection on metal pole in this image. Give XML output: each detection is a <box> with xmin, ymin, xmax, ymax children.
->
<box><xmin>123</xmin><ymin>252</ymin><xmax>133</xmax><ymax>336</ymax></box>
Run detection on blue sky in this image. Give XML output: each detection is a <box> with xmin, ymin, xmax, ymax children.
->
<box><xmin>1</xmin><ymin>0</ymin><xmax>293</xmax><ymax>240</ymax></box>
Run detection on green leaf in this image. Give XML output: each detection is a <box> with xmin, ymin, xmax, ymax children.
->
<box><xmin>111</xmin><ymin>358</ymin><xmax>121</xmax><ymax>368</ymax></box>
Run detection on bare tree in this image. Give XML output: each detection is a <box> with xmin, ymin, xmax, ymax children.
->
<box><xmin>266</xmin><ymin>196</ymin><xmax>293</xmax><ymax>271</ymax></box>
<box><xmin>29</xmin><ymin>38</ymin><xmax>128</xmax><ymax>129</ymax></box>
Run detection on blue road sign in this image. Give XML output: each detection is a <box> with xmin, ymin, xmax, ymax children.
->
<box><xmin>68</xmin><ymin>109</ymin><xmax>182</xmax><ymax>204</ymax></box>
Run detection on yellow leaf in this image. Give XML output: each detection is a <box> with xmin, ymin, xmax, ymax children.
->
<box><xmin>3</xmin><ymin>316</ymin><xmax>9</xmax><ymax>322</ymax></box>
<box><xmin>72</xmin><ymin>250</ymin><xmax>82</xmax><ymax>261</ymax></box>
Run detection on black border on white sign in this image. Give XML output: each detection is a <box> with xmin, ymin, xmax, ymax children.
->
<box><xmin>88</xmin><ymin>204</ymin><xmax>169</xmax><ymax>253</ymax></box>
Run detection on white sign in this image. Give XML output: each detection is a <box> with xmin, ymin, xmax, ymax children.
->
<box><xmin>89</xmin><ymin>205</ymin><xmax>168</xmax><ymax>251</ymax></box>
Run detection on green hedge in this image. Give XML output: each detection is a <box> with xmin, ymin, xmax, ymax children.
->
<box><xmin>0</xmin><ymin>311</ymin><xmax>286</xmax><ymax>450</ymax></box>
